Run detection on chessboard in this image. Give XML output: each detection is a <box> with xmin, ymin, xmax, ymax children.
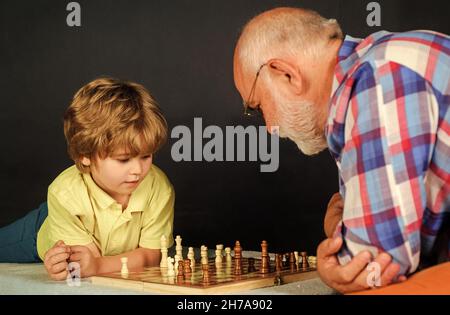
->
<box><xmin>91</xmin><ymin>257</ymin><xmax>318</xmax><ymax>294</ymax></box>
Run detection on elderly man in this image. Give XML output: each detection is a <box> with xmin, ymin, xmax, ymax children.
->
<box><xmin>233</xmin><ymin>7</ymin><xmax>449</xmax><ymax>293</ymax></box>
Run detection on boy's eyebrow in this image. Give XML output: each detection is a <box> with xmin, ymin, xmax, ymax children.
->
<box><xmin>112</xmin><ymin>153</ymin><xmax>131</xmax><ymax>157</ymax></box>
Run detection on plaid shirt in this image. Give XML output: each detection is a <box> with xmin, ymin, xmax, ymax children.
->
<box><xmin>326</xmin><ymin>30</ymin><xmax>450</xmax><ymax>275</ymax></box>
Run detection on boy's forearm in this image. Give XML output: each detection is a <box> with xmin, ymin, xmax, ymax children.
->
<box><xmin>95</xmin><ymin>248</ymin><xmax>161</xmax><ymax>275</ymax></box>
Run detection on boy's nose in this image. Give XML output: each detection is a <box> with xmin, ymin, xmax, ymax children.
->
<box><xmin>130</xmin><ymin>160</ymin><xmax>143</xmax><ymax>175</ymax></box>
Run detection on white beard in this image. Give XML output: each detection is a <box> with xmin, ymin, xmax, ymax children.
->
<box><xmin>273</xmin><ymin>92</ymin><xmax>328</xmax><ymax>156</ymax></box>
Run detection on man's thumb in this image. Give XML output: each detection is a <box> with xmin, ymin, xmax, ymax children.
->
<box><xmin>325</xmin><ymin>237</ymin><xmax>343</xmax><ymax>255</ymax></box>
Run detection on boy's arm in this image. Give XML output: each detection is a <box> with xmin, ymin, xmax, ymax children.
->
<box><xmin>96</xmin><ymin>247</ymin><xmax>161</xmax><ymax>274</ymax></box>
<box><xmin>69</xmin><ymin>244</ymin><xmax>161</xmax><ymax>277</ymax></box>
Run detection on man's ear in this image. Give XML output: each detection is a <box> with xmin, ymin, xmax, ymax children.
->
<box><xmin>81</xmin><ymin>156</ymin><xmax>91</xmax><ymax>166</ymax></box>
<box><xmin>266</xmin><ymin>58</ymin><xmax>303</xmax><ymax>95</ymax></box>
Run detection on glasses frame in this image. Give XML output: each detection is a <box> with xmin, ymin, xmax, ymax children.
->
<box><xmin>243</xmin><ymin>63</ymin><xmax>267</xmax><ymax>117</ymax></box>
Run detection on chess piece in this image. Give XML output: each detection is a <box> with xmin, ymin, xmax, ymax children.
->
<box><xmin>167</xmin><ymin>257</ymin><xmax>175</xmax><ymax>276</ymax></box>
<box><xmin>175</xmin><ymin>235</ymin><xmax>183</xmax><ymax>259</ymax></box>
<box><xmin>160</xmin><ymin>235</ymin><xmax>168</xmax><ymax>268</ymax></box>
<box><xmin>289</xmin><ymin>252</ymin><xmax>295</xmax><ymax>271</ymax></box>
<box><xmin>200</xmin><ymin>245</ymin><xmax>208</xmax><ymax>265</ymax></box>
<box><xmin>225</xmin><ymin>247</ymin><xmax>232</xmax><ymax>262</ymax></box>
<box><xmin>294</xmin><ymin>251</ymin><xmax>299</xmax><ymax>267</ymax></box>
<box><xmin>275</xmin><ymin>254</ymin><xmax>282</xmax><ymax>272</ymax></box>
<box><xmin>174</xmin><ymin>254</ymin><xmax>181</xmax><ymax>275</ymax></box>
<box><xmin>215</xmin><ymin>244</ymin><xmax>223</xmax><ymax>264</ymax></box>
<box><xmin>187</xmin><ymin>247</ymin><xmax>195</xmax><ymax>268</ymax></box>
<box><xmin>202</xmin><ymin>263</ymin><xmax>210</xmax><ymax>283</ymax></box>
<box><xmin>184</xmin><ymin>259</ymin><xmax>192</xmax><ymax>274</ymax></box>
<box><xmin>260</xmin><ymin>240</ymin><xmax>270</xmax><ymax>274</ymax></box>
<box><xmin>308</xmin><ymin>255</ymin><xmax>317</xmax><ymax>268</ymax></box>
<box><xmin>234</xmin><ymin>241</ymin><xmax>242</xmax><ymax>275</ymax></box>
<box><xmin>177</xmin><ymin>260</ymin><xmax>184</xmax><ymax>282</ymax></box>
<box><xmin>301</xmin><ymin>252</ymin><xmax>309</xmax><ymax>269</ymax></box>
<box><xmin>120</xmin><ymin>257</ymin><xmax>129</xmax><ymax>277</ymax></box>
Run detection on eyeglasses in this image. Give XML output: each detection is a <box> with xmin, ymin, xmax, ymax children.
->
<box><xmin>243</xmin><ymin>63</ymin><xmax>267</xmax><ymax>117</ymax></box>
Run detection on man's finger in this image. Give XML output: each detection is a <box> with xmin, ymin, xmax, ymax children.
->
<box><xmin>380</xmin><ymin>262</ymin><xmax>401</xmax><ymax>286</ymax></box>
<box><xmin>334</xmin><ymin>251</ymin><xmax>372</xmax><ymax>284</ymax></box>
<box><xmin>317</xmin><ymin>237</ymin><xmax>342</xmax><ymax>259</ymax></box>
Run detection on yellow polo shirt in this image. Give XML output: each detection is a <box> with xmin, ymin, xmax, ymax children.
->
<box><xmin>36</xmin><ymin>164</ymin><xmax>175</xmax><ymax>260</ymax></box>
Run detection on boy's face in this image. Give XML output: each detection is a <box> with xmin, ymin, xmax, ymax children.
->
<box><xmin>81</xmin><ymin>148</ymin><xmax>153</xmax><ymax>203</ymax></box>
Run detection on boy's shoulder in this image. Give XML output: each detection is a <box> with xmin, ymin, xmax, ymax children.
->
<box><xmin>48</xmin><ymin>165</ymin><xmax>87</xmax><ymax>199</ymax></box>
<box><xmin>143</xmin><ymin>164</ymin><xmax>174</xmax><ymax>197</ymax></box>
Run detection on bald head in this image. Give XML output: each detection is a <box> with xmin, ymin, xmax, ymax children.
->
<box><xmin>235</xmin><ymin>7</ymin><xmax>342</xmax><ymax>75</ymax></box>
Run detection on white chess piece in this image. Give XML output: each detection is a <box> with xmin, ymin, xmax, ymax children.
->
<box><xmin>215</xmin><ymin>244</ymin><xmax>223</xmax><ymax>264</ymax></box>
<box><xmin>174</xmin><ymin>254</ymin><xmax>181</xmax><ymax>275</ymax></box>
<box><xmin>294</xmin><ymin>251</ymin><xmax>299</xmax><ymax>266</ymax></box>
<box><xmin>175</xmin><ymin>235</ymin><xmax>183</xmax><ymax>259</ymax></box>
<box><xmin>121</xmin><ymin>257</ymin><xmax>129</xmax><ymax>276</ymax></box>
<box><xmin>187</xmin><ymin>247</ymin><xmax>195</xmax><ymax>268</ymax></box>
<box><xmin>200</xmin><ymin>245</ymin><xmax>208</xmax><ymax>265</ymax></box>
<box><xmin>167</xmin><ymin>257</ymin><xmax>175</xmax><ymax>277</ymax></box>
<box><xmin>225</xmin><ymin>247</ymin><xmax>232</xmax><ymax>262</ymax></box>
<box><xmin>160</xmin><ymin>235</ymin><xmax>168</xmax><ymax>268</ymax></box>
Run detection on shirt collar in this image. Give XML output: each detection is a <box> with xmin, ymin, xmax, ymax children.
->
<box><xmin>82</xmin><ymin>168</ymin><xmax>153</xmax><ymax>213</ymax></box>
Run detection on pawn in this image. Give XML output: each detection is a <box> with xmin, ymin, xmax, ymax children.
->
<box><xmin>301</xmin><ymin>252</ymin><xmax>309</xmax><ymax>269</ymax></box>
<box><xmin>177</xmin><ymin>260</ymin><xmax>185</xmax><ymax>282</ymax></box>
<box><xmin>294</xmin><ymin>251</ymin><xmax>299</xmax><ymax>266</ymax></box>
<box><xmin>121</xmin><ymin>257</ymin><xmax>129</xmax><ymax>276</ymax></box>
<box><xmin>187</xmin><ymin>247</ymin><xmax>195</xmax><ymax>268</ymax></box>
<box><xmin>225</xmin><ymin>247</ymin><xmax>232</xmax><ymax>262</ymax></box>
<box><xmin>174</xmin><ymin>254</ymin><xmax>181</xmax><ymax>275</ymax></box>
<box><xmin>167</xmin><ymin>257</ymin><xmax>175</xmax><ymax>276</ymax></box>
<box><xmin>215</xmin><ymin>245</ymin><xmax>223</xmax><ymax>264</ymax></box>
<box><xmin>184</xmin><ymin>259</ymin><xmax>192</xmax><ymax>274</ymax></box>
<box><xmin>202</xmin><ymin>263</ymin><xmax>210</xmax><ymax>283</ymax></box>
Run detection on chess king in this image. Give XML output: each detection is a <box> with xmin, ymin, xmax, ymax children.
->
<box><xmin>233</xmin><ymin>7</ymin><xmax>450</xmax><ymax>293</ymax></box>
<box><xmin>0</xmin><ymin>78</ymin><xmax>175</xmax><ymax>280</ymax></box>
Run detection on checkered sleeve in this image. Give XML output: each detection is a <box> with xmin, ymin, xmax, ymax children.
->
<box><xmin>334</xmin><ymin>62</ymin><xmax>439</xmax><ymax>275</ymax></box>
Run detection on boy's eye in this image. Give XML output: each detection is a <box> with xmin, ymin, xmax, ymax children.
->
<box><xmin>141</xmin><ymin>155</ymin><xmax>152</xmax><ymax>160</ymax></box>
<box><xmin>118</xmin><ymin>158</ymin><xmax>129</xmax><ymax>163</ymax></box>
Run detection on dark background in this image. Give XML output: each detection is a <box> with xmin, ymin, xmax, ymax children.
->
<box><xmin>1</xmin><ymin>0</ymin><xmax>449</xmax><ymax>253</ymax></box>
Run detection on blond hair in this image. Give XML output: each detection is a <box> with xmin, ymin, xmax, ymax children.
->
<box><xmin>63</xmin><ymin>77</ymin><xmax>168</xmax><ymax>173</ymax></box>
<box><xmin>237</xmin><ymin>7</ymin><xmax>343</xmax><ymax>74</ymax></box>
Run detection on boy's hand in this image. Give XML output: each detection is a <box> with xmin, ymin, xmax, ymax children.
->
<box><xmin>69</xmin><ymin>245</ymin><xmax>99</xmax><ymax>277</ymax></box>
<box><xmin>44</xmin><ymin>240</ymin><xmax>71</xmax><ymax>281</ymax></box>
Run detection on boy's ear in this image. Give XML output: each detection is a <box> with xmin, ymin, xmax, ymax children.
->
<box><xmin>266</xmin><ymin>58</ymin><xmax>303</xmax><ymax>95</ymax></box>
<box><xmin>81</xmin><ymin>156</ymin><xmax>91</xmax><ymax>166</ymax></box>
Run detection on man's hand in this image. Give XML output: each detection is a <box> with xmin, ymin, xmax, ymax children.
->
<box><xmin>317</xmin><ymin>237</ymin><xmax>407</xmax><ymax>293</ymax></box>
<box><xmin>69</xmin><ymin>245</ymin><xmax>99</xmax><ymax>277</ymax></box>
<box><xmin>324</xmin><ymin>192</ymin><xmax>344</xmax><ymax>238</ymax></box>
<box><xmin>44</xmin><ymin>240</ymin><xmax>71</xmax><ymax>281</ymax></box>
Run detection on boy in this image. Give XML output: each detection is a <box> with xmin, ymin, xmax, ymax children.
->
<box><xmin>0</xmin><ymin>77</ymin><xmax>175</xmax><ymax>280</ymax></box>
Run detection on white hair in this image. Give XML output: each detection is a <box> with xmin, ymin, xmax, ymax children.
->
<box><xmin>237</xmin><ymin>8</ymin><xmax>343</xmax><ymax>74</ymax></box>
